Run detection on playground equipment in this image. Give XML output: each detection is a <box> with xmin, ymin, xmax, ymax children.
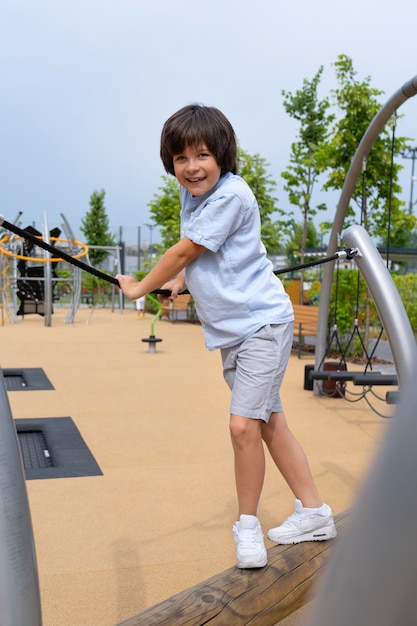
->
<box><xmin>322</xmin><ymin>225</ymin><xmax>414</xmax><ymax>391</ymax></box>
<box><xmin>0</xmin><ymin>212</ymin><xmax>123</xmax><ymax>325</ymax></box>
<box><xmin>314</xmin><ymin>74</ymin><xmax>417</xmax><ymax>396</ymax></box>
<box><xmin>116</xmin><ymin>512</ymin><xmax>349</xmax><ymax>626</ymax></box>
<box><xmin>0</xmin><ymin>371</ymin><xmax>42</xmax><ymax>626</ymax></box>
<box><xmin>141</xmin><ymin>294</ymin><xmax>163</xmax><ymax>353</ymax></box>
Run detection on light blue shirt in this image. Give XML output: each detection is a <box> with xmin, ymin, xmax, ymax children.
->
<box><xmin>181</xmin><ymin>172</ymin><xmax>294</xmax><ymax>350</ymax></box>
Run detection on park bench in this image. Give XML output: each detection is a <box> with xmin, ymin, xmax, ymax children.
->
<box><xmin>160</xmin><ymin>294</ymin><xmax>192</xmax><ymax>322</ymax></box>
<box><xmin>292</xmin><ymin>303</ymin><xmax>319</xmax><ymax>358</ymax></box>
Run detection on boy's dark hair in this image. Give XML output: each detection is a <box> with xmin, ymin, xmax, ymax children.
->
<box><xmin>160</xmin><ymin>104</ymin><xmax>237</xmax><ymax>176</ymax></box>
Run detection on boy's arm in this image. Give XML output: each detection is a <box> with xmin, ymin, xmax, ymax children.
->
<box><xmin>116</xmin><ymin>237</ymin><xmax>205</xmax><ymax>300</ymax></box>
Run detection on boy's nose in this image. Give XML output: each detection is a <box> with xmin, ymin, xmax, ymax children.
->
<box><xmin>186</xmin><ymin>158</ymin><xmax>199</xmax><ymax>172</ymax></box>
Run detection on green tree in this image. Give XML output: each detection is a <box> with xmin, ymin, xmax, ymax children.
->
<box><xmin>148</xmin><ymin>149</ymin><xmax>286</xmax><ymax>254</ymax></box>
<box><xmin>285</xmin><ymin>219</ymin><xmax>321</xmax><ymax>264</ymax></box>
<box><xmin>237</xmin><ymin>148</ymin><xmax>286</xmax><ymax>253</ymax></box>
<box><xmin>392</xmin><ymin>274</ymin><xmax>417</xmax><ymax>334</ymax></box>
<box><xmin>148</xmin><ymin>176</ymin><xmax>181</xmax><ymax>249</ymax></box>
<box><xmin>80</xmin><ymin>190</ymin><xmax>116</xmax><ymax>266</ymax></box>
<box><xmin>281</xmin><ymin>66</ymin><xmax>333</xmax><ymax>302</ymax></box>
<box><xmin>322</xmin><ymin>54</ymin><xmax>415</xmax><ymax>243</ymax></box>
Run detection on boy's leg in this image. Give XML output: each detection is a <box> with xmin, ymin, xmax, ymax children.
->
<box><xmin>230</xmin><ymin>413</ymin><xmax>268</xmax><ymax>568</ymax></box>
<box><xmin>262</xmin><ymin>411</ymin><xmax>336</xmax><ymax>544</ymax></box>
<box><xmin>261</xmin><ymin>410</ymin><xmax>322</xmax><ymax>507</ymax></box>
<box><xmin>229</xmin><ymin>414</ymin><xmax>265</xmax><ymax>517</ymax></box>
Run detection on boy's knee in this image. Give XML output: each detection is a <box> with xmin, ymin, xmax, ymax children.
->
<box><xmin>229</xmin><ymin>414</ymin><xmax>260</xmax><ymax>442</ymax></box>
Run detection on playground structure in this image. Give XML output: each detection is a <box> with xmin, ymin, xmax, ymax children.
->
<box><xmin>314</xmin><ymin>74</ymin><xmax>417</xmax><ymax>396</ymax></box>
<box><xmin>0</xmin><ymin>75</ymin><xmax>416</xmax><ymax>624</ymax></box>
<box><xmin>0</xmin><ymin>211</ymin><xmax>123</xmax><ymax>326</ymax></box>
<box><xmin>141</xmin><ymin>293</ymin><xmax>163</xmax><ymax>352</ymax></box>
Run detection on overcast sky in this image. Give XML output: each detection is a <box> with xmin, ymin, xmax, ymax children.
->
<box><xmin>1</xmin><ymin>0</ymin><xmax>416</xmax><ymax>246</ymax></box>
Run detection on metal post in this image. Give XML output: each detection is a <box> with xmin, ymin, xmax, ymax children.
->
<box><xmin>0</xmin><ymin>371</ymin><xmax>42</xmax><ymax>625</ymax></box>
<box><xmin>116</xmin><ymin>244</ymin><xmax>124</xmax><ymax>313</ymax></box>
<box><xmin>145</xmin><ymin>223</ymin><xmax>154</xmax><ymax>265</ymax></box>
<box><xmin>401</xmin><ymin>145</ymin><xmax>417</xmax><ymax>214</ymax></box>
<box><xmin>42</xmin><ymin>212</ymin><xmax>52</xmax><ymax>327</ymax></box>
<box><xmin>60</xmin><ymin>213</ymin><xmax>81</xmax><ymax>324</ymax></box>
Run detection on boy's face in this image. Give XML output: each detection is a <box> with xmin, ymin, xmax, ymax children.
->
<box><xmin>173</xmin><ymin>144</ymin><xmax>221</xmax><ymax>196</ymax></box>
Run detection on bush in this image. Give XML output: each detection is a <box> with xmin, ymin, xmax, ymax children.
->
<box><xmin>392</xmin><ymin>274</ymin><xmax>417</xmax><ymax>334</ymax></box>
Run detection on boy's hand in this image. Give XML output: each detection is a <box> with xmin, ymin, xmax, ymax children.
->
<box><xmin>160</xmin><ymin>276</ymin><xmax>186</xmax><ymax>301</ymax></box>
<box><xmin>115</xmin><ymin>274</ymin><xmax>143</xmax><ymax>300</ymax></box>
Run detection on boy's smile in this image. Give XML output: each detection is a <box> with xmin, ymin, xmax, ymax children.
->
<box><xmin>173</xmin><ymin>144</ymin><xmax>221</xmax><ymax>196</ymax></box>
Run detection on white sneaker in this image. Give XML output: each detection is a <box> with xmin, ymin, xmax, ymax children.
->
<box><xmin>267</xmin><ymin>499</ymin><xmax>337</xmax><ymax>545</ymax></box>
<box><xmin>232</xmin><ymin>514</ymin><xmax>268</xmax><ymax>569</ymax></box>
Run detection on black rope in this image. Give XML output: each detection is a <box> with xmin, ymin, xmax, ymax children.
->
<box><xmin>0</xmin><ymin>217</ymin><xmax>175</xmax><ymax>296</ymax></box>
<box><xmin>0</xmin><ymin>217</ymin><xmax>120</xmax><ymax>283</ymax></box>
<box><xmin>273</xmin><ymin>251</ymin><xmax>346</xmax><ymax>276</ymax></box>
<box><xmin>0</xmin><ymin>216</ymin><xmax>353</xmax><ymax>297</ymax></box>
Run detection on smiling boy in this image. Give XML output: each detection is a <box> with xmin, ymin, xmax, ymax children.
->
<box><xmin>116</xmin><ymin>104</ymin><xmax>336</xmax><ymax>569</ymax></box>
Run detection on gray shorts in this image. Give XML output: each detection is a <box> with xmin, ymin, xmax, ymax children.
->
<box><xmin>221</xmin><ymin>322</ymin><xmax>293</xmax><ymax>423</ymax></box>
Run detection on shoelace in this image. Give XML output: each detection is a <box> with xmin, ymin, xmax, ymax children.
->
<box><xmin>282</xmin><ymin>512</ymin><xmax>308</xmax><ymax>527</ymax></box>
<box><xmin>282</xmin><ymin>509</ymin><xmax>326</xmax><ymax>528</ymax></box>
<box><xmin>238</xmin><ymin>528</ymin><xmax>260</xmax><ymax>545</ymax></box>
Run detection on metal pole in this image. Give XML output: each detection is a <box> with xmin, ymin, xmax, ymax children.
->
<box><xmin>409</xmin><ymin>147</ymin><xmax>416</xmax><ymax>213</ymax></box>
<box><xmin>145</xmin><ymin>223</ymin><xmax>154</xmax><ymax>265</ymax></box>
<box><xmin>60</xmin><ymin>213</ymin><xmax>81</xmax><ymax>324</ymax></box>
<box><xmin>400</xmin><ymin>145</ymin><xmax>417</xmax><ymax>214</ymax></box>
<box><xmin>116</xmin><ymin>245</ymin><xmax>124</xmax><ymax>313</ymax></box>
<box><xmin>42</xmin><ymin>212</ymin><xmax>52</xmax><ymax>327</ymax></box>
<box><xmin>0</xmin><ymin>371</ymin><xmax>42</xmax><ymax>625</ymax></box>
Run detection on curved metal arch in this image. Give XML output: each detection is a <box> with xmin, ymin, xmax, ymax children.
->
<box><xmin>314</xmin><ymin>75</ymin><xmax>417</xmax><ymax>394</ymax></box>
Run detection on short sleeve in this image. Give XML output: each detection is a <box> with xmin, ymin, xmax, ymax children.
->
<box><xmin>182</xmin><ymin>192</ymin><xmax>246</xmax><ymax>253</ymax></box>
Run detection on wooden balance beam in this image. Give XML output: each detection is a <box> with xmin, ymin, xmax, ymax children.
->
<box><xmin>116</xmin><ymin>510</ymin><xmax>349</xmax><ymax>626</ymax></box>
